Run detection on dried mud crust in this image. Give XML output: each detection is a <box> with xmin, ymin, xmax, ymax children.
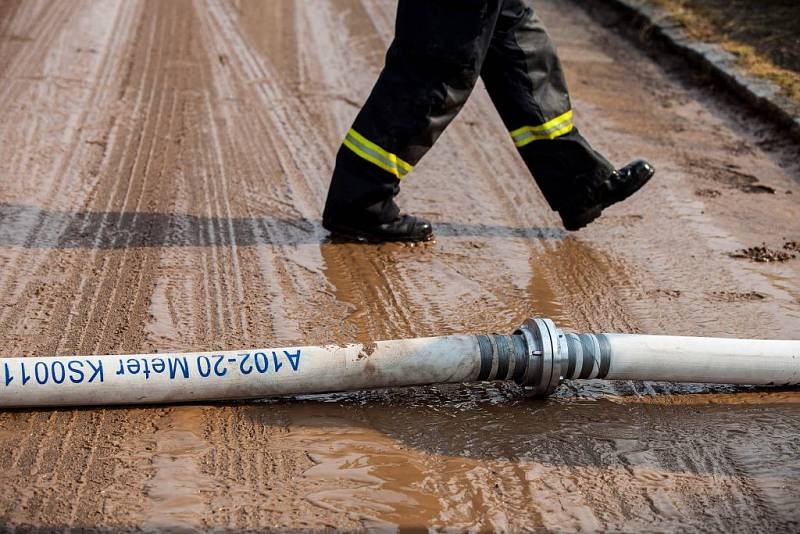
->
<box><xmin>684</xmin><ymin>157</ymin><xmax>779</xmax><ymax>194</ymax></box>
<box><xmin>0</xmin><ymin>0</ymin><xmax>799</xmax><ymax>532</ymax></box>
<box><xmin>729</xmin><ymin>240</ymin><xmax>800</xmax><ymax>262</ymax></box>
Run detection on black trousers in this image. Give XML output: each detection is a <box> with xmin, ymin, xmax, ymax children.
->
<box><xmin>323</xmin><ymin>0</ymin><xmax>615</xmax><ymax>225</ymax></box>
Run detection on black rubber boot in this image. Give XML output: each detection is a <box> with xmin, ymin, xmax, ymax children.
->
<box><xmin>559</xmin><ymin>160</ymin><xmax>655</xmax><ymax>231</ymax></box>
<box><xmin>323</xmin><ymin>214</ymin><xmax>434</xmax><ymax>243</ymax></box>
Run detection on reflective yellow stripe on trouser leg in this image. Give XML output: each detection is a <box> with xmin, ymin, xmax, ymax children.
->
<box><xmin>510</xmin><ymin>110</ymin><xmax>574</xmax><ymax>148</ymax></box>
<box><xmin>342</xmin><ymin>128</ymin><xmax>413</xmax><ymax>180</ymax></box>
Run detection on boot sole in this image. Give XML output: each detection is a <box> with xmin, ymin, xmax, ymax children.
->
<box><xmin>323</xmin><ymin>221</ymin><xmax>435</xmax><ymax>244</ymax></box>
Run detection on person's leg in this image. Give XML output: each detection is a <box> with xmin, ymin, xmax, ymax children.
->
<box><xmin>323</xmin><ymin>0</ymin><xmax>502</xmax><ymax>241</ymax></box>
<box><xmin>481</xmin><ymin>0</ymin><xmax>653</xmax><ymax>230</ymax></box>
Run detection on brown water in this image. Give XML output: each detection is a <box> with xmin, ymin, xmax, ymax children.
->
<box><xmin>0</xmin><ymin>0</ymin><xmax>799</xmax><ymax>531</ymax></box>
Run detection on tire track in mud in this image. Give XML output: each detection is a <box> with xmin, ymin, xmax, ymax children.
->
<box><xmin>0</xmin><ymin>0</ymin><xmax>207</xmax><ymax>529</ymax></box>
<box><xmin>195</xmin><ymin>0</ymin><xmax>348</xmax><ymax>347</ymax></box>
<box><xmin>0</xmin><ymin>0</ymin><xmax>135</xmax><ymax>339</ymax></box>
<box><xmin>129</xmin><ymin>0</ymin><xmax>361</xmax><ymax>529</ymax></box>
<box><xmin>0</xmin><ymin>1</ymin><xmax>165</xmax><ymax>529</ymax></box>
<box><xmin>147</xmin><ymin>2</ymin><xmax>382</xmax><ymax>528</ymax></box>
<box><xmin>67</xmin><ymin>5</ymin><xmax>178</xmax><ymax>356</ymax></box>
<box><xmin>95</xmin><ymin>0</ymin><xmax>322</xmax><ymax>529</ymax></box>
<box><xmin>55</xmin><ymin>4</ymin><xmax>194</xmax><ymax>523</ymax></box>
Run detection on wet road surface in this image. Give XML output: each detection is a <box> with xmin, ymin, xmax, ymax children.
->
<box><xmin>0</xmin><ymin>0</ymin><xmax>799</xmax><ymax>531</ymax></box>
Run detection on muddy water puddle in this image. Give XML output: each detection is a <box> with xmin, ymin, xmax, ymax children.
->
<box><xmin>318</xmin><ymin>238</ymin><xmax>569</xmax><ymax>343</ymax></box>
<box><xmin>233</xmin><ymin>385</ymin><xmax>800</xmax><ymax>531</ymax></box>
<box><xmin>142</xmin><ymin>407</ymin><xmax>216</xmax><ymax>533</ymax></box>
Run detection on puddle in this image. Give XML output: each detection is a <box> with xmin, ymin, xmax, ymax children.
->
<box><xmin>142</xmin><ymin>406</ymin><xmax>215</xmax><ymax>533</ymax></box>
<box><xmin>240</xmin><ymin>386</ymin><xmax>800</xmax><ymax>531</ymax></box>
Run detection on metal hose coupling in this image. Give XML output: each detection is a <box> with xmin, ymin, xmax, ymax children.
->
<box><xmin>512</xmin><ymin>318</ymin><xmax>612</xmax><ymax>396</ymax></box>
<box><xmin>471</xmin><ymin>318</ymin><xmax>576</xmax><ymax>396</ymax></box>
<box><xmin>470</xmin><ymin>318</ymin><xmax>611</xmax><ymax>396</ymax></box>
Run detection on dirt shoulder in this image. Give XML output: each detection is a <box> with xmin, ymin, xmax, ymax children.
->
<box><xmin>588</xmin><ymin>0</ymin><xmax>800</xmax><ymax>141</ymax></box>
<box><xmin>652</xmin><ymin>0</ymin><xmax>800</xmax><ymax>102</ymax></box>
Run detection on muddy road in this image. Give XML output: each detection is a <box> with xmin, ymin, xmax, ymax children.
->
<box><xmin>0</xmin><ymin>0</ymin><xmax>799</xmax><ymax>531</ymax></box>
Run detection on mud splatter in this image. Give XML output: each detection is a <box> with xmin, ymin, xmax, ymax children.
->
<box><xmin>783</xmin><ymin>240</ymin><xmax>800</xmax><ymax>252</ymax></box>
<box><xmin>695</xmin><ymin>188</ymin><xmax>721</xmax><ymax>198</ymax></box>
<box><xmin>685</xmin><ymin>158</ymin><xmax>776</xmax><ymax>194</ymax></box>
<box><xmin>358</xmin><ymin>342</ymin><xmax>378</xmax><ymax>359</ymax></box>
<box><xmin>707</xmin><ymin>290</ymin><xmax>767</xmax><ymax>302</ymax></box>
<box><xmin>730</xmin><ymin>245</ymin><xmax>796</xmax><ymax>262</ymax></box>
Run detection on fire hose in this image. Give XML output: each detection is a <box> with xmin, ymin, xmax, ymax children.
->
<box><xmin>1</xmin><ymin>318</ymin><xmax>798</xmax><ymax>408</ymax></box>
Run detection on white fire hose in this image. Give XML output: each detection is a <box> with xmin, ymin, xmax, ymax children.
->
<box><xmin>1</xmin><ymin>318</ymin><xmax>798</xmax><ymax>408</ymax></box>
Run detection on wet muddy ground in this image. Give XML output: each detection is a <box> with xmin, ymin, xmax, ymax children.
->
<box><xmin>0</xmin><ymin>0</ymin><xmax>799</xmax><ymax>531</ymax></box>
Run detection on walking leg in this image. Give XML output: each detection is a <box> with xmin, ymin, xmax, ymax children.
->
<box><xmin>481</xmin><ymin>1</ymin><xmax>653</xmax><ymax>229</ymax></box>
<box><xmin>323</xmin><ymin>0</ymin><xmax>502</xmax><ymax>241</ymax></box>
